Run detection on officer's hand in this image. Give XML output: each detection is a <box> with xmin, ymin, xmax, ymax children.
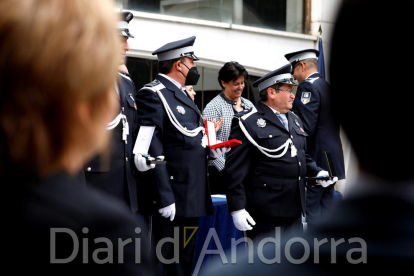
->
<box><xmin>134</xmin><ymin>154</ymin><xmax>155</xmax><ymax>172</ymax></box>
<box><xmin>210</xmin><ymin>146</ymin><xmax>231</xmax><ymax>158</ymax></box>
<box><xmin>315</xmin><ymin>170</ymin><xmax>338</xmax><ymax>187</ymax></box>
<box><xmin>159</xmin><ymin>203</ymin><xmax>176</xmax><ymax>221</ymax></box>
<box><xmin>231</xmin><ymin>209</ymin><xmax>256</xmax><ymax>231</ymax></box>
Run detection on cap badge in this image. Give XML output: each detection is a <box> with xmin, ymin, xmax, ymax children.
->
<box><xmin>257</xmin><ymin>118</ymin><xmax>266</xmax><ymax>128</ymax></box>
<box><xmin>301</xmin><ymin>92</ymin><xmax>311</xmax><ymax>105</ymax></box>
<box><xmin>176</xmin><ymin>105</ymin><xmax>186</xmax><ymax>115</ymax></box>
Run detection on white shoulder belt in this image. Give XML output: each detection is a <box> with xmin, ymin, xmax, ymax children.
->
<box><xmin>107</xmin><ymin>78</ymin><xmax>130</xmax><ymax>144</ymax></box>
<box><xmin>147</xmin><ymin>84</ymin><xmax>207</xmax><ymax>147</ymax></box>
<box><xmin>107</xmin><ymin>110</ymin><xmax>129</xmax><ymax>144</ymax></box>
<box><xmin>237</xmin><ymin>116</ymin><xmax>297</xmax><ymax>158</ymax></box>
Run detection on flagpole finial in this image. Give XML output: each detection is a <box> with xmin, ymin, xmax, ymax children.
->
<box><xmin>318</xmin><ymin>24</ymin><xmax>322</xmax><ymax>39</ymax></box>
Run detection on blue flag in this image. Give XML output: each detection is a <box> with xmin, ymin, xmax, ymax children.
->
<box><xmin>318</xmin><ymin>37</ymin><xmax>326</xmax><ymax>79</ymax></box>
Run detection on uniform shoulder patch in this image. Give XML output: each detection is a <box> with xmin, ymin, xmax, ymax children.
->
<box><xmin>144</xmin><ymin>79</ymin><xmax>161</xmax><ymax>87</ymax></box>
<box><xmin>301</xmin><ymin>92</ymin><xmax>311</xmax><ymax>104</ymax></box>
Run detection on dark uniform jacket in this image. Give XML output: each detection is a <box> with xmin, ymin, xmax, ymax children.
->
<box><xmin>224</xmin><ymin>101</ymin><xmax>322</xmax><ymax>218</ymax></box>
<box><xmin>292</xmin><ymin>73</ymin><xmax>345</xmax><ymax>179</ymax></box>
<box><xmin>84</xmin><ymin>72</ymin><xmax>139</xmax><ymax>213</ymax></box>
<box><xmin>135</xmin><ymin>74</ymin><xmax>213</xmax><ymax>218</ymax></box>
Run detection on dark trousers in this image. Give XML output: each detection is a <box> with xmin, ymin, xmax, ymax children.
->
<box><xmin>151</xmin><ymin>216</ymin><xmax>199</xmax><ymax>276</ymax></box>
<box><xmin>305</xmin><ymin>183</ymin><xmax>335</xmax><ymax>229</ymax></box>
<box><xmin>246</xmin><ymin>216</ymin><xmax>303</xmax><ymax>242</ymax></box>
<box><xmin>208</xmin><ymin>166</ymin><xmax>226</xmax><ymax>195</ymax></box>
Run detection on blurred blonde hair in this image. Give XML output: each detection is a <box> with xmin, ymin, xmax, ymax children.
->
<box><xmin>0</xmin><ymin>0</ymin><xmax>120</xmax><ymax>175</ymax></box>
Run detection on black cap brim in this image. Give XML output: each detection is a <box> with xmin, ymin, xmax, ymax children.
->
<box><xmin>181</xmin><ymin>52</ymin><xmax>199</xmax><ymax>61</ymax></box>
<box><xmin>121</xmin><ymin>29</ymin><xmax>134</xmax><ymax>38</ymax></box>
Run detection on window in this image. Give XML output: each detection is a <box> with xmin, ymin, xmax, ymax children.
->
<box><xmin>119</xmin><ymin>0</ymin><xmax>307</xmax><ymax>34</ymax></box>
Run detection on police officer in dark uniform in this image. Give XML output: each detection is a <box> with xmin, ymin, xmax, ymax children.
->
<box><xmin>224</xmin><ymin>64</ymin><xmax>336</xmax><ymax>240</ymax></box>
<box><xmin>84</xmin><ymin>12</ymin><xmax>152</xmax><ymax>226</ymax></box>
<box><xmin>135</xmin><ymin>36</ymin><xmax>227</xmax><ymax>276</ymax></box>
<box><xmin>284</xmin><ymin>49</ymin><xmax>345</xmax><ymax>230</ymax></box>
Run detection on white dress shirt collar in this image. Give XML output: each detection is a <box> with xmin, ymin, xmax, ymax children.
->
<box><xmin>159</xmin><ymin>73</ymin><xmax>186</xmax><ymax>92</ymax></box>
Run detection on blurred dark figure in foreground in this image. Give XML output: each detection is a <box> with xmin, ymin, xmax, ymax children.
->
<box><xmin>84</xmin><ymin>10</ymin><xmax>152</xmax><ymax>239</ymax></box>
<box><xmin>0</xmin><ymin>0</ymin><xmax>153</xmax><ymax>275</ymax></box>
<box><xmin>199</xmin><ymin>0</ymin><xmax>414</xmax><ymax>275</ymax></box>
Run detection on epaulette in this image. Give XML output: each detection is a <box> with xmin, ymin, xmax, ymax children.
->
<box><xmin>118</xmin><ymin>70</ymin><xmax>130</xmax><ymax>77</ymax></box>
<box><xmin>144</xmin><ymin>79</ymin><xmax>161</xmax><ymax>87</ymax></box>
<box><xmin>236</xmin><ymin>106</ymin><xmax>257</xmax><ymax>121</ymax></box>
<box><xmin>140</xmin><ymin>80</ymin><xmax>165</xmax><ymax>93</ymax></box>
<box><xmin>289</xmin><ymin>110</ymin><xmax>300</xmax><ymax>118</ymax></box>
<box><xmin>304</xmin><ymin>77</ymin><xmax>319</xmax><ymax>84</ymax></box>
<box><xmin>118</xmin><ymin>71</ymin><xmax>132</xmax><ymax>82</ymax></box>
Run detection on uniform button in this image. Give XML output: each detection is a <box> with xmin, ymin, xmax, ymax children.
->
<box><xmin>126</xmin><ymin>157</ymin><xmax>128</xmax><ymax>161</ymax></box>
<box><xmin>153</xmin><ymin>201</ymin><xmax>156</xmax><ymax>204</ymax></box>
<box><xmin>299</xmin><ymin>176</ymin><xmax>301</xmax><ymax>180</ymax></box>
<box><xmin>291</xmin><ymin>135</ymin><xmax>294</xmax><ymax>139</ymax></box>
<box><xmin>269</xmin><ymin>135</ymin><xmax>273</xmax><ymax>138</ymax></box>
<box><xmin>170</xmin><ymin>176</ymin><xmax>174</xmax><ymax>180</ymax></box>
<box><xmin>299</xmin><ymin>162</ymin><xmax>301</xmax><ymax>166</ymax></box>
<box><xmin>264</xmin><ymin>183</ymin><xmax>267</xmax><ymax>187</ymax></box>
<box><xmin>87</xmin><ymin>167</ymin><xmax>91</xmax><ymax>171</ymax></box>
<box><xmin>207</xmin><ymin>173</ymin><xmax>209</xmax><ymax>177</ymax></box>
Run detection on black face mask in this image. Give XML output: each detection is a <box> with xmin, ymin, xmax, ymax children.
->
<box><xmin>181</xmin><ymin>63</ymin><xmax>200</xmax><ymax>86</ymax></box>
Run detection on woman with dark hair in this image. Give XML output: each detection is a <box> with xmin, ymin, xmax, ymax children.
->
<box><xmin>203</xmin><ymin>61</ymin><xmax>254</xmax><ymax>194</ymax></box>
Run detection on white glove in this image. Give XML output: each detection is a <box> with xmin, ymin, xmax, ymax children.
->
<box><xmin>134</xmin><ymin>154</ymin><xmax>155</xmax><ymax>172</ymax></box>
<box><xmin>231</xmin><ymin>209</ymin><xmax>256</xmax><ymax>231</ymax></box>
<box><xmin>210</xmin><ymin>147</ymin><xmax>231</xmax><ymax>158</ymax></box>
<box><xmin>159</xmin><ymin>203</ymin><xmax>176</xmax><ymax>221</ymax></box>
<box><xmin>315</xmin><ymin>170</ymin><xmax>338</xmax><ymax>188</ymax></box>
